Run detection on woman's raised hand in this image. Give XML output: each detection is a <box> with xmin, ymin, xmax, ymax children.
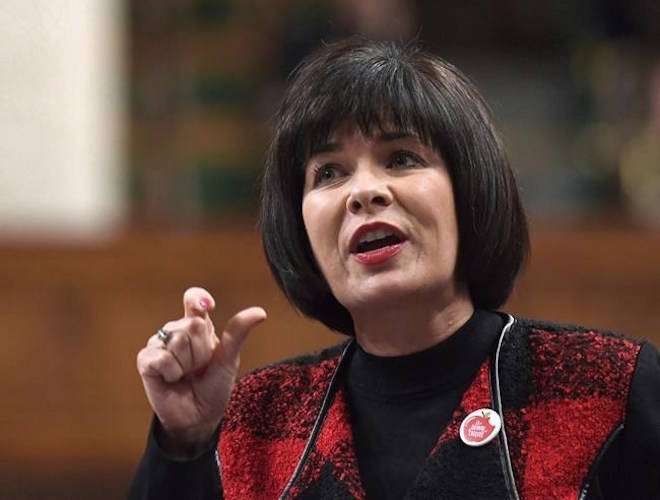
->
<box><xmin>136</xmin><ymin>287</ymin><xmax>267</xmax><ymax>457</ymax></box>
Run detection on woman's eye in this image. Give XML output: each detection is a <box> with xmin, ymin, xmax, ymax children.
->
<box><xmin>313</xmin><ymin>164</ymin><xmax>341</xmax><ymax>186</ymax></box>
<box><xmin>389</xmin><ymin>151</ymin><xmax>424</xmax><ymax>170</ymax></box>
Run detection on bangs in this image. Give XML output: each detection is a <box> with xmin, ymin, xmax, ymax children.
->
<box><xmin>282</xmin><ymin>44</ymin><xmax>448</xmax><ymax>171</ymax></box>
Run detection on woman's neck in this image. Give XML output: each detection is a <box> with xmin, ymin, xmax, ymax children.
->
<box><xmin>351</xmin><ymin>289</ymin><xmax>474</xmax><ymax>357</ymax></box>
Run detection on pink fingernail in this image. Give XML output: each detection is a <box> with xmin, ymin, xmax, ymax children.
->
<box><xmin>199</xmin><ymin>297</ymin><xmax>211</xmax><ymax>310</ymax></box>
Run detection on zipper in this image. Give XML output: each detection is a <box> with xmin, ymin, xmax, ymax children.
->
<box><xmin>215</xmin><ymin>448</ymin><xmax>223</xmax><ymax>497</ymax></box>
<box><xmin>490</xmin><ymin>314</ymin><xmax>520</xmax><ymax>500</ymax></box>
<box><xmin>279</xmin><ymin>340</ymin><xmax>354</xmax><ymax>499</ymax></box>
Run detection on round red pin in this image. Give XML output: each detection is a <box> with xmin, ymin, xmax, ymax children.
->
<box><xmin>459</xmin><ymin>408</ymin><xmax>502</xmax><ymax>447</ymax></box>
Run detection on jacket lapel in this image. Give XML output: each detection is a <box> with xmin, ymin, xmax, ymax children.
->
<box><xmin>289</xmin><ymin>385</ymin><xmax>366</xmax><ymax>499</ymax></box>
<box><xmin>290</xmin><ymin>351</ymin><xmax>513</xmax><ymax>499</ymax></box>
<box><xmin>404</xmin><ymin>360</ymin><xmax>512</xmax><ymax>499</ymax></box>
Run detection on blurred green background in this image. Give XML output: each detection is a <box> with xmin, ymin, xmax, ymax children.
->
<box><xmin>128</xmin><ymin>0</ymin><xmax>660</xmax><ymax>227</ymax></box>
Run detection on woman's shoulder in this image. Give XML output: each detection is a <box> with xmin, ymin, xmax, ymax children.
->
<box><xmin>500</xmin><ymin>314</ymin><xmax>643</xmax><ymax>399</ymax></box>
<box><xmin>509</xmin><ymin>315</ymin><xmax>643</xmax><ymax>353</ymax></box>
<box><xmin>238</xmin><ymin>340</ymin><xmax>349</xmax><ymax>387</ymax></box>
<box><xmin>221</xmin><ymin>341</ymin><xmax>349</xmax><ymax>432</ymax></box>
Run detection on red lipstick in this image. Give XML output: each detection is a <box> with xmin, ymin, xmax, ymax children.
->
<box><xmin>353</xmin><ymin>242</ymin><xmax>404</xmax><ymax>265</ymax></box>
<box><xmin>349</xmin><ymin>221</ymin><xmax>407</xmax><ymax>266</ymax></box>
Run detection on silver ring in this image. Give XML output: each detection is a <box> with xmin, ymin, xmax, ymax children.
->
<box><xmin>157</xmin><ymin>328</ymin><xmax>170</xmax><ymax>345</ymax></box>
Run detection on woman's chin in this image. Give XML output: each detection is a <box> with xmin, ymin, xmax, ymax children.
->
<box><xmin>338</xmin><ymin>281</ymin><xmax>425</xmax><ymax>313</ymax></box>
<box><xmin>335</xmin><ymin>270</ymin><xmax>466</xmax><ymax>317</ymax></box>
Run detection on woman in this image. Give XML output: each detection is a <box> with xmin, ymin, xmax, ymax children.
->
<box><xmin>129</xmin><ymin>38</ymin><xmax>660</xmax><ymax>499</ymax></box>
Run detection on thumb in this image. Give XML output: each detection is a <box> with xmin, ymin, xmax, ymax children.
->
<box><xmin>217</xmin><ymin>307</ymin><xmax>267</xmax><ymax>362</ymax></box>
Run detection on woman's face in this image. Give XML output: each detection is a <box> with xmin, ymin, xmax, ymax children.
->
<box><xmin>302</xmin><ymin>122</ymin><xmax>464</xmax><ymax>314</ymax></box>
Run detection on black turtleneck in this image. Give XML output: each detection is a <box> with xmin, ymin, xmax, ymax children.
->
<box><xmin>345</xmin><ymin>309</ymin><xmax>504</xmax><ymax>500</ymax></box>
<box><xmin>128</xmin><ymin>310</ymin><xmax>660</xmax><ymax>500</ymax></box>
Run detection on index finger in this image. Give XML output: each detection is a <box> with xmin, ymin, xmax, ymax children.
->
<box><xmin>183</xmin><ymin>287</ymin><xmax>216</xmax><ymax>319</ymax></box>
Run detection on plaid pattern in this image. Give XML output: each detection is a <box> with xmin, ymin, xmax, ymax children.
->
<box><xmin>500</xmin><ymin>319</ymin><xmax>640</xmax><ymax>499</ymax></box>
<box><xmin>218</xmin><ymin>319</ymin><xmax>640</xmax><ymax>499</ymax></box>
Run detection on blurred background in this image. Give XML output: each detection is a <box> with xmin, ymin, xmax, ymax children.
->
<box><xmin>1</xmin><ymin>1</ymin><xmax>659</xmax><ymax>498</ymax></box>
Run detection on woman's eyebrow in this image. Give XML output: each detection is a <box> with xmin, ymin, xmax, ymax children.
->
<box><xmin>309</xmin><ymin>142</ymin><xmax>340</xmax><ymax>158</ymax></box>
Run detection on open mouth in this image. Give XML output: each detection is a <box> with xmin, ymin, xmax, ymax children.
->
<box><xmin>350</xmin><ymin>225</ymin><xmax>407</xmax><ymax>255</ymax></box>
<box><xmin>355</xmin><ymin>232</ymin><xmax>403</xmax><ymax>253</ymax></box>
<box><xmin>350</xmin><ymin>226</ymin><xmax>406</xmax><ymax>265</ymax></box>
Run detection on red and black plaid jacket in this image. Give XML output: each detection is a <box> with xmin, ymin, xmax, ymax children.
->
<box><xmin>218</xmin><ymin>317</ymin><xmax>643</xmax><ymax>499</ymax></box>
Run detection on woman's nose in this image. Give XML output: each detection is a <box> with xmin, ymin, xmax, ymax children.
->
<box><xmin>346</xmin><ymin>169</ymin><xmax>393</xmax><ymax>214</ymax></box>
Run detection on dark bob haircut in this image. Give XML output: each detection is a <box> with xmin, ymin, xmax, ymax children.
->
<box><xmin>261</xmin><ymin>37</ymin><xmax>529</xmax><ymax>335</ymax></box>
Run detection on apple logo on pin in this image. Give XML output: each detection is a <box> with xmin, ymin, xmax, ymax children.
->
<box><xmin>459</xmin><ymin>408</ymin><xmax>502</xmax><ymax>447</ymax></box>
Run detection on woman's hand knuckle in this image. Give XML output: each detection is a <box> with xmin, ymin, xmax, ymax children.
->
<box><xmin>136</xmin><ymin>349</ymin><xmax>149</xmax><ymax>374</ymax></box>
<box><xmin>189</xmin><ymin>317</ymin><xmax>206</xmax><ymax>334</ymax></box>
<box><xmin>168</xmin><ymin>333</ymin><xmax>184</xmax><ymax>350</ymax></box>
